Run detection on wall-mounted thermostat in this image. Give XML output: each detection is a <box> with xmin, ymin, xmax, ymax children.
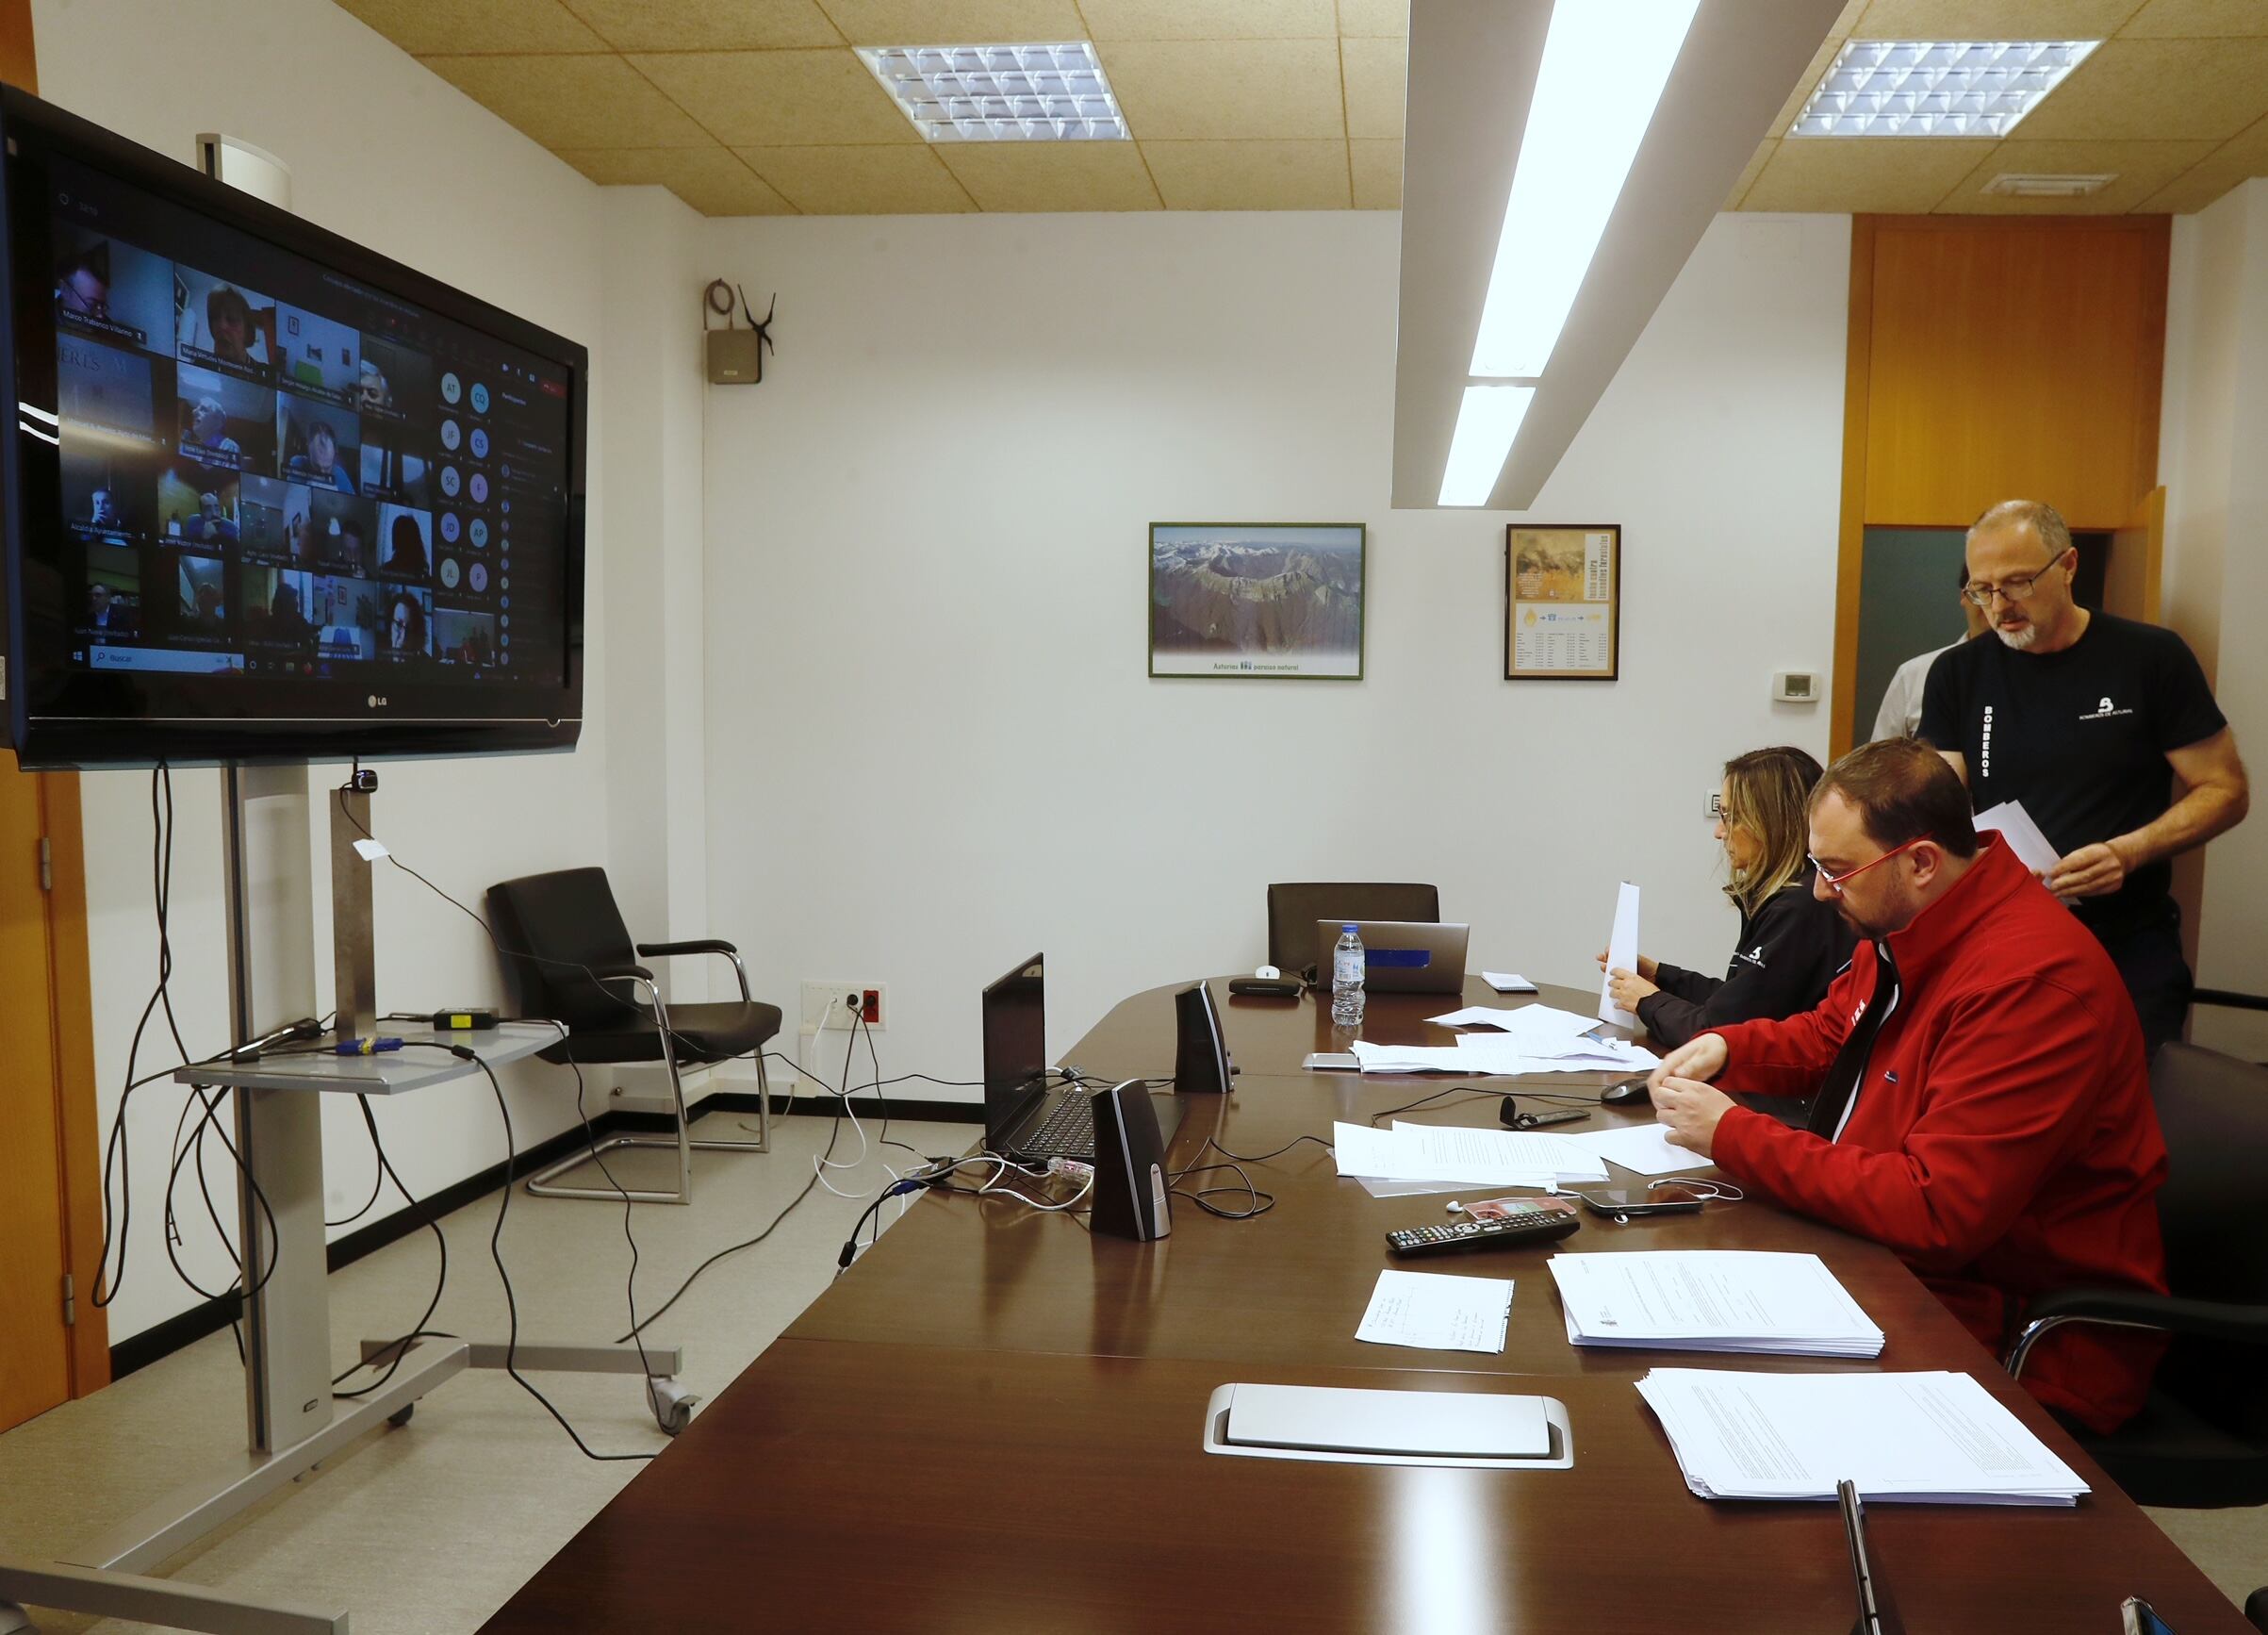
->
<box><xmin>1772</xmin><ymin>670</ymin><xmax>1821</xmax><ymax>703</ymax></box>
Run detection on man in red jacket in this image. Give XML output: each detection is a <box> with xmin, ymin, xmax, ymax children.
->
<box><xmin>1649</xmin><ymin>736</ymin><xmax>2167</xmax><ymax>1432</ymax></box>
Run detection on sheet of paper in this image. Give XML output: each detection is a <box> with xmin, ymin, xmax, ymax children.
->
<box><xmin>1349</xmin><ymin>1041</ymin><xmax>1475</xmax><ymax>1074</ymax></box>
<box><xmin>1355</xmin><ymin>1269</ymin><xmax>1514</xmax><ymax>1354</ymax></box>
<box><xmin>1635</xmin><ymin>1368</ymin><xmax>2087</xmax><ymax>1504</ymax></box>
<box><xmin>1355</xmin><ymin>1175</ymin><xmax>1473</xmax><ymax>1198</ymax></box>
<box><xmin>1427</xmin><ymin>1003</ymin><xmax>1600</xmax><ymax>1042</ymax></box>
<box><xmin>1483</xmin><ymin>972</ymin><xmax>1539</xmax><ymax>993</ymax></box>
<box><xmin>1974</xmin><ymin>800</ymin><xmax>2072</xmax><ymax>901</ymax></box>
<box><xmin>1550</xmin><ymin>1251</ymin><xmax>1883</xmax><ymax>1355</ymax></box>
<box><xmin>1389</xmin><ymin>1121</ymin><xmax>1607</xmax><ymax>1182</ymax></box>
<box><xmin>1454</xmin><ymin>1032</ymin><xmax>1661</xmax><ymax>1077</ymax></box>
<box><xmin>1600</xmin><ymin>881</ymin><xmax>1640</xmax><ymax>1028</ymax></box>
<box><xmin>1565</xmin><ymin>1121</ymin><xmax>1712</xmax><ymax>1177</ymax></box>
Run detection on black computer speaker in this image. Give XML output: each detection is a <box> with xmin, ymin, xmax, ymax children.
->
<box><xmin>1175</xmin><ymin>980</ymin><xmax>1231</xmax><ymax>1095</ymax></box>
<box><xmin>1091</xmin><ymin>1081</ymin><xmax>1172</xmax><ymax>1241</ymax></box>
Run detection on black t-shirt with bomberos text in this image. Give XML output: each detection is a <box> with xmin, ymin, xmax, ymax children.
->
<box><xmin>1917</xmin><ymin>612</ymin><xmax>2226</xmax><ymax>933</ymax></box>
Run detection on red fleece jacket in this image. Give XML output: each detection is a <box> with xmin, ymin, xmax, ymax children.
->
<box><xmin>1708</xmin><ymin>834</ymin><xmax>2167</xmax><ymax>1432</ymax></box>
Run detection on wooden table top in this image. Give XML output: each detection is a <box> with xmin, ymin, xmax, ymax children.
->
<box><xmin>479</xmin><ymin>977</ymin><xmax>2253</xmax><ymax>1634</ymax></box>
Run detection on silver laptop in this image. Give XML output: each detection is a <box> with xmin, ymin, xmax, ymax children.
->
<box><xmin>1313</xmin><ymin>919</ymin><xmax>1470</xmax><ymax>995</ymax></box>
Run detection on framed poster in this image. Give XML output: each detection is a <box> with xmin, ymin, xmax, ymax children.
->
<box><xmin>1148</xmin><ymin>522</ymin><xmax>1365</xmax><ymax>680</ymax></box>
<box><xmin>1504</xmin><ymin>524</ymin><xmax>1619</xmax><ymax>680</ymax></box>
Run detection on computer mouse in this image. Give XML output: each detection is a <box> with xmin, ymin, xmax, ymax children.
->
<box><xmin>1601</xmin><ymin>1076</ymin><xmax>1653</xmax><ymax>1108</ymax></box>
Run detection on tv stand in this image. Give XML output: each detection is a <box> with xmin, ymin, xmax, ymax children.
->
<box><xmin>0</xmin><ymin>767</ymin><xmax>682</xmax><ymax>1635</ymax></box>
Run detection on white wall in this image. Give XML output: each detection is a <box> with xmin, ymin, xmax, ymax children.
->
<box><xmin>34</xmin><ymin>0</ymin><xmax>617</xmax><ymax>1340</ymax></box>
<box><xmin>2161</xmin><ymin>177</ymin><xmax>2268</xmax><ymax>1059</ymax></box>
<box><xmin>698</xmin><ymin>209</ymin><xmax>1850</xmax><ymax>1096</ymax></box>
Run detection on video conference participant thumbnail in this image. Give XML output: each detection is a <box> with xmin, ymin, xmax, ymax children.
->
<box><xmin>238</xmin><ymin>475</ymin><xmax>315</xmax><ymax>565</ymax></box>
<box><xmin>278</xmin><ymin>392</ymin><xmax>358</xmax><ymax>492</ymax></box>
<box><xmin>175</xmin><ymin>268</ymin><xmax>275</xmax><ymax>378</ymax></box>
<box><xmin>356</xmin><ymin>336</ymin><xmax>433</xmax><ymax>422</ymax></box>
<box><xmin>54</xmin><ymin>225</ymin><xmax>173</xmax><ymax>354</ymax></box>
<box><xmin>274</xmin><ymin>304</ymin><xmax>363</xmax><ymax>401</ymax></box>
<box><xmin>383</xmin><ymin>584</ymin><xmax>434</xmax><ymax>660</ymax></box>
<box><xmin>61</xmin><ymin>429</ymin><xmax>153</xmax><ymax>543</ymax></box>
<box><xmin>176</xmin><ymin>363</ymin><xmax>273</xmax><ymax>471</ymax></box>
<box><xmin>79</xmin><ymin>542</ymin><xmax>140</xmax><ymax>643</ymax></box>
<box><xmin>155</xmin><ymin>460</ymin><xmax>239</xmax><ymax>544</ymax></box>
<box><xmin>58</xmin><ymin>336</ymin><xmax>158</xmax><ymax>442</ymax></box>
<box><xmin>434</xmin><ymin>606</ymin><xmax>497</xmax><ymax>668</ymax></box>
<box><xmin>240</xmin><ymin>565</ymin><xmax>316</xmax><ymax>656</ymax></box>
<box><xmin>377</xmin><ymin>504</ymin><xmax>432</xmax><ymax>578</ymax></box>
<box><xmin>306</xmin><ymin>574</ymin><xmax>384</xmax><ymax>662</ymax></box>
<box><xmin>359</xmin><ymin>426</ymin><xmax>432</xmax><ymax>506</ymax></box>
<box><xmin>166</xmin><ymin>552</ymin><xmax>231</xmax><ymax>645</ymax></box>
<box><xmin>308</xmin><ymin>488</ymin><xmax>374</xmax><ymax>573</ymax></box>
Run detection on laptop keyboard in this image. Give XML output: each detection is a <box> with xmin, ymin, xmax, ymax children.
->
<box><xmin>1019</xmin><ymin>1092</ymin><xmax>1093</xmax><ymax>1160</ymax></box>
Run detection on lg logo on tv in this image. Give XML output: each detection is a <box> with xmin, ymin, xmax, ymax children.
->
<box><xmin>367</xmin><ymin>694</ymin><xmax>388</xmax><ymax>708</ymax></box>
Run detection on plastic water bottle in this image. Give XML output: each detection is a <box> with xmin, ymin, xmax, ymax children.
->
<box><xmin>1331</xmin><ymin>923</ymin><xmax>1366</xmax><ymax>1029</ymax></box>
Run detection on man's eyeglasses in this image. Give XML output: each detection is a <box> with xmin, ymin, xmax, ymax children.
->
<box><xmin>1811</xmin><ymin>835</ymin><xmax>1926</xmax><ymax>894</ymax></box>
<box><xmin>1963</xmin><ymin>552</ymin><xmax>2068</xmax><ymax>608</ymax></box>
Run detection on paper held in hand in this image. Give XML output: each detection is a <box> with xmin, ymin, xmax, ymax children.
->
<box><xmin>1599</xmin><ymin>881</ymin><xmax>1640</xmax><ymax>1028</ymax></box>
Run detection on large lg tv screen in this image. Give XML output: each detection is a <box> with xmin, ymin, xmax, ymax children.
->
<box><xmin>0</xmin><ymin>90</ymin><xmax>584</xmax><ymax>766</ymax></box>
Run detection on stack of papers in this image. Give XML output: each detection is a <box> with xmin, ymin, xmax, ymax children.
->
<box><xmin>1353</xmin><ymin>1005</ymin><xmax>1660</xmax><ymax>1078</ymax></box>
<box><xmin>1482</xmin><ymin>972</ymin><xmax>1538</xmax><ymax>993</ymax></box>
<box><xmin>1355</xmin><ymin>1269</ymin><xmax>1514</xmax><ymax>1354</ymax></box>
<box><xmin>1333</xmin><ymin>1120</ymin><xmax>1608</xmax><ymax>1187</ymax></box>
<box><xmin>1636</xmin><ymin>1367</ymin><xmax>2090</xmax><ymax>1505</ymax></box>
<box><xmin>1550</xmin><ymin>1251</ymin><xmax>1885</xmax><ymax>1357</ymax></box>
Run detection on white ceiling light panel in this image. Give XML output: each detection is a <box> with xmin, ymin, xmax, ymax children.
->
<box><xmin>1467</xmin><ymin>0</ymin><xmax>1703</xmax><ymax>383</ymax></box>
<box><xmin>1789</xmin><ymin>40</ymin><xmax>2100</xmax><ymax>139</ymax></box>
<box><xmin>1438</xmin><ymin>386</ymin><xmax>1537</xmax><ymax>508</ymax></box>
<box><xmin>860</xmin><ymin>43</ymin><xmax>1128</xmax><ymax>141</ymax></box>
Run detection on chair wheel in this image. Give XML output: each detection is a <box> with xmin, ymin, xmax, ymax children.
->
<box><xmin>647</xmin><ymin>1376</ymin><xmax>700</xmax><ymax>1436</ymax></box>
<box><xmin>387</xmin><ymin>1403</ymin><xmax>416</xmax><ymax>1429</ymax></box>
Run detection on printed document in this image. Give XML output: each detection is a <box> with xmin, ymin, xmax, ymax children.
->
<box><xmin>1564</xmin><ymin>1120</ymin><xmax>1712</xmax><ymax>1177</ymax></box>
<box><xmin>1550</xmin><ymin>1250</ymin><xmax>1884</xmax><ymax>1357</ymax></box>
<box><xmin>1355</xmin><ymin>1269</ymin><xmax>1514</xmax><ymax>1354</ymax></box>
<box><xmin>1600</xmin><ymin>882</ymin><xmax>1641</xmax><ymax>1027</ymax></box>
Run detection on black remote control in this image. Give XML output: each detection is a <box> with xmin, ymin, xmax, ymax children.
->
<box><xmin>1386</xmin><ymin>1208</ymin><xmax>1583</xmax><ymax>1257</ymax></box>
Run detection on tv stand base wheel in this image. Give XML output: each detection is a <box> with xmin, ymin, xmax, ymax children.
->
<box><xmin>648</xmin><ymin>1377</ymin><xmax>700</xmax><ymax>1436</ymax></box>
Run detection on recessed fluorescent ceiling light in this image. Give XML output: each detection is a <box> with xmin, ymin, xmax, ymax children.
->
<box><xmin>1789</xmin><ymin>41</ymin><xmax>2099</xmax><ymax>138</ymax></box>
<box><xmin>859</xmin><ymin>42</ymin><xmax>1127</xmax><ymax>141</ymax></box>
<box><xmin>1438</xmin><ymin>386</ymin><xmax>1537</xmax><ymax>507</ymax></box>
<box><xmin>1467</xmin><ymin>0</ymin><xmax>1701</xmax><ymax>382</ymax></box>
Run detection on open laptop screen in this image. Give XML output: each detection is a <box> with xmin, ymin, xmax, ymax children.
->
<box><xmin>982</xmin><ymin>953</ymin><xmax>1048</xmax><ymax>1138</ymax></box>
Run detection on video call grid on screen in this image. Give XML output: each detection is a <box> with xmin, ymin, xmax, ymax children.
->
<box><xmin>44</xmin><ymin>154</ymin><xmax>572</xmax><ymax>687</ymax></box>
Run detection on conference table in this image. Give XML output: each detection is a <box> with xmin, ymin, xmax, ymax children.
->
<box><xmin>480</xmin><ymin>978</ymin><xmax>2250</xmax><ymax>1633</ymax></box>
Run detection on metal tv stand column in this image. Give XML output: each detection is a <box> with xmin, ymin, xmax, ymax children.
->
<box><xmin>0</xmin><ymin>766</ymin><xmax>692</xmax><ymax>1635</ymax></box>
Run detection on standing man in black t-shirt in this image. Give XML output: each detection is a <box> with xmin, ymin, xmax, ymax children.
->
<box><xmin>1918</xmin><ymin>499</ymin><xmax>2250</xmax><ymax>1049</ymax></box>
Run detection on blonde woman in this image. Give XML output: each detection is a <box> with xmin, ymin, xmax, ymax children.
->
<box><xmin>1602</xmin><ymin>746</ymin><xmax>1855</xmax><ymax>1049</ymax></box>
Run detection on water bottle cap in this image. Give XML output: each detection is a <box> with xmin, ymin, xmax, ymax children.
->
<box><xmin>1342</xmin><ymin>923</ymin><xmax>1357</xmax><ymax>933</ymax></box>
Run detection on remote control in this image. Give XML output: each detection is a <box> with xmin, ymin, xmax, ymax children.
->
<box><xmin>1387</xmin><ymin>1207</ymin><xmax>1583</xmax><ymax>1257</ymax></box>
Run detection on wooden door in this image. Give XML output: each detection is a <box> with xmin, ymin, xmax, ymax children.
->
<box><xmin>0</xmin><ymin>752</ymin><xmax>72</xmax><ymax>1430</ymax></box>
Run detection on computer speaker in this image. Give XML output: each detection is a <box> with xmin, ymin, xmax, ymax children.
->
<box><xmin>1175</xmin><ymin>981</ymin><xmax>1231</xmax><ymax>1095</ymax></box>
<box><xmin>1091</xmin><ymin>1081</ymin><xmax>1171</xmax><ymax>1241</ymax></box>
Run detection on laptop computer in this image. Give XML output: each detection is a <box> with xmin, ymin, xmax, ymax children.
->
<box><xmin>1312</xmin><ymin>919</ymin><xmax>1471</xmax><ymax>995</ymax></box>
<box><xmin>982</xmin><ymin>953</ymin><xmax>1184</xmax><ymax>1163</ymax></box>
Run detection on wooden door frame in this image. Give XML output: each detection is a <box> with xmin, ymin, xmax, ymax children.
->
<box><xmin>0</xmin><ymin>0</ymin><xmax>107</xmax><ymax>1395</ymax></box>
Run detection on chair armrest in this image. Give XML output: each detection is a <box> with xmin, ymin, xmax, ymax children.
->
<box><xmin>588</xmin><ymin>962</ymin><xmax>656</xmax><ymax>985</ymax></box>
<box><xmin>633</xmin><ymin>941</ymin><xmax>752</xmax><ymax>1002</ymax></box>
<box><xmin>2005</xmin><ymin>1289</ymin><xmax>2268</xmax><ymax>1379</ymax></box>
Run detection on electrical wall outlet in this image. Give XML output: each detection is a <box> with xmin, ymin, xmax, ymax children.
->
<box><xmin>860</xmin><ymin>985</ymin><xmax>886</xmax><ymax>1029</ymax></box>
<box><xmin>801</xmin><ymin>981</ymin><xmax>886</xmax><ymax>1032</ymax></box>
<box><xmin>1703</xmin><ymin>789</ymin><xmax>1724</xmax><ymax>819</ymax></box>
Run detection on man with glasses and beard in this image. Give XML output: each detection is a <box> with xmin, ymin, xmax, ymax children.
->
<box><xmin>1918</xmin><ymin>499</ymin><xmax>2248</xmax><ymax>1049</ymax></box>
<box><xmin>1644</xmin><ymin>738</ymin><xmax>2166</xmax><ymax>1435</ymax></box>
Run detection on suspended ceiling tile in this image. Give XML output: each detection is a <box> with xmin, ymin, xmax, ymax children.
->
<box><xmin>1141</xmin><ymin>139</ymin><xmax>1351</xmax><ymax>208</ymax></box>
<box><xmin>1726</xmin><ymin>139</ymin><xmax>1777</xmax><ymax>207</ymax></box>
<box><xmin>1741</xmin><ymin>135</ymin><xmax>1997</xmax><ymax>211</ymax></box>
<box><xmin>1349</xmin><ymin>138</ymin><xmax>1402</xmax><ymax>208</ymax></box>
<box><xmin>1341</xmin><ymin>37</ymin><xmax>1406</xmax><ymax>140</ymax></box>
<box><xmin>563</xmin><ymin>0</ymin><xmax>842</xmax><ymax>51</ymax></box>
<box><xmin>2013</xmin><ymin>38</ymin><xmax>2268</xmax><ymax>140</ymax></box>
<box><xmin>421</xmin><ymin>54</ymin><xmax>716</xmax><ymax>148</ymax></box>
<box><xmin>2137</xmin><ymin>115</ymin><xmax>2268</xmax><ymax>209</ymax></box>
<box><xmin>1852</xmin><ymin>0</ymin><xmax>2145</xmax><ymax>37</ymax></box>
<box><xmin>937</xmin><ymin>141</ymin><xmax>1162</xmax><ymax>209</ymax></box>
<box><xmin>1079</xmin><ymin>0</ymin><xmax>1337</xmax><ymax>40</ymax></box>
<box><xmin>816</xmin><ymin>0</ymin><xmax>1088</xmax><ymax>45</ymax></box>
<box><xmin>1937</xmin><ymin>137</ymin><xmax>2216</xmax><ymax>210</ymax></box>
<box><xmin>2119</xmin><ymin>0</ymin><xmax>2268</xmax><ymax>34</ymax></box>
<box><xmin>555</xmin><ymin>146</ymin><xmax>798</xmax><ymax>213</ymax></box>
<box><xmin>335</xmin><ymin>0</ymin><xmax>606</xmax><ymax>55</ymax></box>
<box><xmin>631</xmin><ymin>48</ymin><xmax>917</xmax><ymax>145</ymax></box>
<box><xmin>1336</xmin><ymin>0</ymin><xmax>1408</xmax><ymax>37</ymax></box>
<box><xmin>739</xmin><ymin>143</ymin><xmax>978</xmax><ymax>211</ymax></box>
<box><xmin>1104</xmin><ymin>39</ymin><xmax>1346</xmax><ymax>139</ymax></box>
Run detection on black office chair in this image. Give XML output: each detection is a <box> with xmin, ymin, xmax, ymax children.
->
<box><xmin>2247</xmin><ymin>1587</ymin><xmax>2268</xmax><ymax>1633</ymax></box>
<box><xmin>488</xmin><ymin>867</ymin><xmax>782</xmax><ymax>1206</ymax></box>
<box><xmin>2006</xmin><ymin>1043</ymin><xmax>2268</xmax><ymax>1507</ymax></box>
<box><xmin>1265</xmin><ymin>882</ymin><xmax>1439</xmax><ymax>977</ymax></box>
